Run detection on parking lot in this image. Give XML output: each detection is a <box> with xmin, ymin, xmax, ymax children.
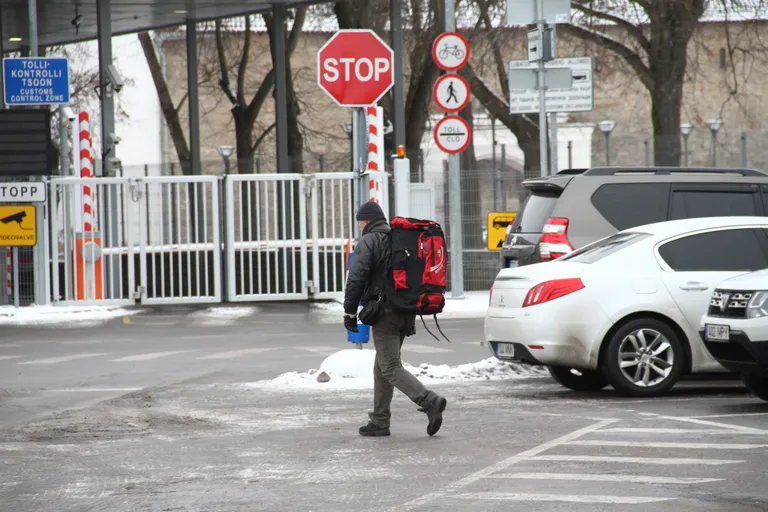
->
<box><xmin>1</xmin><ymin>304</ymin><xmax>767</xmax><ymax>511</ymax></box>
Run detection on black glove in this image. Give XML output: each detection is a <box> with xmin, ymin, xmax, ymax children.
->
<box><xmin>344</xmin><ymin>314</ymin><xmax>359</xmax><ymax>333</ymax></box>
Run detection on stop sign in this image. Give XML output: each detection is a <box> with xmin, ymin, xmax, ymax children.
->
<box><xmin>317</xmin><ymin>29</ymin><xmax>394</xmax><ymax>107</ymax></box>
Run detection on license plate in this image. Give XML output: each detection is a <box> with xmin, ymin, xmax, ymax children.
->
<box><xmin>507</xmin><ymin>260</ymin><xmax>519</xmax><ymax>268</ymax></box>
<box><xmin>705</xmin><ymin>323</ymin><xmax>730</xmax><ymax>342</ymax></box>
<box><xmin>497</xmin><ymin>343</ymin><xmax>515</xmax><ymax>357</ymax></box>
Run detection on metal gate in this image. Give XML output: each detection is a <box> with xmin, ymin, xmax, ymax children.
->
<box><xmin>50</xmin><ymin>175</ymin><xmax>221</xmax><ymax>305</ymax></box>
<box><xmin>224</xmin><ymin>172</ymin><xmax>359</xmax><ymax>302</ymax></box>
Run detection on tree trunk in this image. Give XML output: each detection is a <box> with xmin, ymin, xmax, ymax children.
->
<box><xmin>233</xmin><ymin>108</ymin><xmax>254</xmax><ymax>174</ymax></box>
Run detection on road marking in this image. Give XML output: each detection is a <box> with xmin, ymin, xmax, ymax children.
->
<box><xmin>451</xmin><ymin>493</ymin><xmax>672</xmax><ymax>504</ymax></box>
<box><xmin>639</xmin><ymin>412</ymin><xmax>768</xmax><ymax>434</ymax></box>
<box><xmin>534</xmin><ymin>455</ymin><xmax>743</xmax><ymax>465</ymax></box>
<box><xmin>198</xmin><ymin>348</ymin><xmax>277</xmax><ymax>360</ymax></box>
<box><xmin>110</xmin><ymin>350</ymin><xmax>196</xmax><ymax>362</ymax></box>
<box><xmin>402</xmin><ymin>344</ymin><xmax>453</xmax><ymax>353</ymax></box>
<box><xmin>0</xmin><ymin>355</ymin><xmax>24</xmax><ymax>361</ymax></box>
<box><xmin>0</xmin><ymin>343</ymin><xmax>19</xmax><ymax>347</ymax></box>
<box><xmin>568</xmin><ymin>440</ymin><xmax>767</xmax><ymax>450</ymax></box>
<box><xmin>686</xmin><ymin>412</ymin><xmax>768</xmax><ymax>419</ymax></box>
<box><xmin>487</xmin><ymin>472</ymin><xmax>722</xmax><ymax>484</ymax></box>
<box><xmin>17</xmin><ymin>353</ymin><xmax>109</xmax><ymax>365</ymax></box>
<box><xmin>122</xmin><ymin>316</ymin><xmax>133</xmax><ymax>325</ymax></box>
<box><xmin>596</xmin><ymin>427</ymin><xmax>768</xmax><ymax>435</ymax></box>
<box><xmin>44</xmin><ymin>388</ymin><xmax>142</xmax><ymax>393</ymax></box>
<box><xmin>397</xmin><ymin>418</ymin><xmax>618</xmax><ymax>510</ymax></box>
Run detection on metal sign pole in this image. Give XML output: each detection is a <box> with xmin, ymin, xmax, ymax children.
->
<box><xmin>536</xmin><ymin>0</ymin><xmax>549</xmax><ymax>177</ymax></box>
<box><xmin>549</xmin><ymin>112</ymin><xmax>558</xmax><ymax>173</ymax></box>
<box><xmin>445</xmin><ymin>0</ymin><xmax>464</xmax><ymax>299</ymax></box>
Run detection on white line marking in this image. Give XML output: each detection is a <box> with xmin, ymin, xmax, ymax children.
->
<box><xmin>397</xmin><ymin>418</ymin><xmax>618</xmax><ymax>511</ymax></box>
<box><xmin>0</xmin><ymin>343</ymin><xmax>19</xmax><ymax>347</ymax></box>
<box><xmin>198</xmin><ymin>348</ymin><xmax>277</xmax><ymax>360</ymax></box>
<box><xmin>639</xmin><ymin>412</ymin><xmax>768</xmax><ymax>434</ymax></box>
<box><xmin>568</xmin><ymin>440</ymin><xmax>767</xmax><ymax>450</ymax></box>
<box><xmin>487</xmin><ymin>472</ymin><xmax>723</xmax><ymax>484</ymax></box>
<box><xmin>596</xmin><ymin>427</ymin><xmax>768</xmax><ymax>435</ymax></box>
<box><xmin>44</xmin><ymin>388</ymin><xmax>142</xmax><ymax>393</ymax></box>
<box><xmin>0</xmin><ymin>355</ymin><xmax>24</xmax><ymax>361</ymax></box>
<box><xmin>17</xmin><ymin>353</ymin><xmax>109</xmax><ymax>365</ymax></box>
<box><xmin>534</xmin><ymin>455</ymin><xmax>743</xmax><ymax>465</ymax></box>
<box><xmin>110</xmin><ymin>350</ymin><xmax>195</xmax><ymax>362</ymax></box>
<box><xmin>685</xmin><ymin>412</ymin><xmax>768</xmax><ymax>419</ymax></box>
<box><xmin>402</xmin><ymin>344</ymin><xmax>453</xmax><ymax>353</ymax></box>
<box><xmin>451</xmin><ymin>493</ymin><xmax>672</xmax><ymax>504</ymax></box>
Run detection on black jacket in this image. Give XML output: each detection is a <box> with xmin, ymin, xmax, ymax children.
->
<box><xmin>344</xmin><ymin>218</ymin><xmax>391</xmax><ymax>315</ymax></box>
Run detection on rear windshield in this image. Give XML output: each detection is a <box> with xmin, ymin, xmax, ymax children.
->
<box><xmin>510</xmin><ymin>191</ymin><xmax>560</xmax><ymax>233</ymax></box>
<box><xmin>558</xmin><ymin>232</ymin><xmax>650</xmax><ymax>264</ymax></box>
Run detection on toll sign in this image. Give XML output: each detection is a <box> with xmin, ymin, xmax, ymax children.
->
<box><xmin>0</xmin><ymin>205</ymin><xmax>36</xmax><ymax>246</ymax></box>
<box><xmin>487</xmin><ymin>211</ymin><xmax>516</xmax><ymax>251</ymax></box>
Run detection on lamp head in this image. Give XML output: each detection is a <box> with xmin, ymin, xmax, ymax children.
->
<box><xmin>680</xmin><ymin>123</ymin><xmax>693</xmax><ymax>137</ymax></box>
<box><xmin>707</xmin><ymin>119</ymin><xmax>723</xmax><ymax>133</ymax></box>
<box><xmin>598</xmin><ymin>120</ymin><xmax>616</xmax><ymax>134</ymax></box>
<box><xmin>217</xmin><ymin>145</ymin><xmax>234</xmax><ymax>159</ymax></box>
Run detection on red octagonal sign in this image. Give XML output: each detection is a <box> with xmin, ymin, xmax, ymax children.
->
<box><xmin>317</xmin><ymin>29</ymin><xmax>394</xmax><ymax>107</ymax></box>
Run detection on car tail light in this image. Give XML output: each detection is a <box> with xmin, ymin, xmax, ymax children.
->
<box><xmin>522</xmin><ymin>278</ymin><xmax>585</xmax><ymax>308</ymax></box>
<box><xmin>540</xmin><ymin>217</ymin><xmax>574</xmax><ymax>260</ymax></box>
<box><xmin>489</xmin><ymin>284</ymin><xmax>494</xmax><ymax>306</ymax></box>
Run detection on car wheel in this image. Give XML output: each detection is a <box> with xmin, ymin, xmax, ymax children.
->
<box><xmin>548</xmin><ymin>365</ymin><xmax>608</xmax><ymax>391</ymax></box>
<box><xmin>601</xmin><ymin>318</ymin><xmax>684</xmax><ymax>397</ymax></box>
<box><xmin>742</xmin><ymin>372</ymin><xmax>768</xmax><ymax>401</ymax></box>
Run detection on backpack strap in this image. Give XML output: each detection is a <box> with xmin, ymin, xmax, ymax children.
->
<box><xmin>419</xmin><ymin>314</ymin><xmax>441</xmax><ymax>342</ymax></box>
<box><xmin>433</xmin><ymin>315</ymin><xmax>452</xmax><ymax>343</ymax></box>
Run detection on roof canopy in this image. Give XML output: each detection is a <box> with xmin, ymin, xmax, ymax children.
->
<box><xmin>0</xmin><ymin>0</ymin><xmax>317</xmax><ymax>51</ymax></box>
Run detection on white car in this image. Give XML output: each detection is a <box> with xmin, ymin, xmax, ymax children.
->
<box><xmin>485</xmin><ymin>216</ymin><xmax>768</xmax><ymax>397</ymax></box>
<box><xmin>699</xmin><ymin>269</ymin><xmax>768</xmax><ymax>401</ymax></box>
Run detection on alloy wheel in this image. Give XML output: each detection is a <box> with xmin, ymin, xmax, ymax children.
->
<box><xmin>617</xmin><ymin>328</ymin><xmax>674</xmax><ymax>388</ymax></box>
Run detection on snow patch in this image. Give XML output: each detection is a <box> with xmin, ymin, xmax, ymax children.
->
<box><xmin>0</xmin><ymin>305</ymin><xmax>139</xmax><ymax>326</ymax></box>
<box><xmin>244</xmin><ymin>349</ymin><xmax>543</xmax><ymax>391</ymax></box>
<box><xmin>188</xmin><ymin>306</ymin><xmax>258</xmax><ymax>325</ymax></box>
<box><xmin>312</xmin><ymin>291</ymin><xmax>489</xmax><ymax>320</ymax></box>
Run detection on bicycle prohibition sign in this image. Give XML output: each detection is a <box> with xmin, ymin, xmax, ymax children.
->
<box><xmin>432</xmin><ymin>32</ymin><xmax>470</xmax><ymax>71</ymax></box>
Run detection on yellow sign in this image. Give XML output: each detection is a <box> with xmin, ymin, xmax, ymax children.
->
<box><xmin>0</xmin><ymin>205</ymin><xmax>36</xmax><ymax>246</ymax></box>
<box><xmin>487</xmin><ymin>211</ymin><xmax>517</xmax><ymax>251</ymax></box>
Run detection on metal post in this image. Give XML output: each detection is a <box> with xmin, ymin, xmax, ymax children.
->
<box><xmin>501</xmin><ymin>144</ymin><xmax>507</xmax><ymax>212</ymax></box>
<box><xmin>567</xmin><ymin>140</ymin><xmax>573</xmax><ymax>168</ymax></box>
<box><xmin>549</xmin><ymin>112</ymin><xmax>558</xmax><ymax>174</ymax></box>
<box><xmin>711</xmin><ymin>131</ymin><xmax>717</xmax><ymax>167</ymax></box>
<box><xmin>97</xmin><ymin>0</ymin><xmax>115</xmax><ymax>167</ymax></box>
<box><xmin>12</xmin><ymin>247</ymin><xmax>19</xmax><ymax>308</ymax></box>
<box><xmin>492</xmin><ymin>116</ymin><xmax>498</xmax><ymax>210</ymax></box>
<box><xmin>741</xmin><ymin>132</ymin><xmax>747</xmax><ymax>167</ymax></box>
<box><xmin>186</xmin><ymin>18</ymin><xmax>202</xmax><ymax>176</ymax></box>
<box><xmin>604</xmin><ymin>132</ymin><xmax>611</xmax><ymax>166</ymax></box>
<box><xmin>0</xmin><ymin>13</ymin><xmax>5</xmax><ymax>109</ymax></box>
<box><xmin>682</xmin><ymin>135</ymin><xmax>689</xmax><ymax>167</ymax></box>
<box><xmin>445</xmin><ymin>0</ymin><xmax>463</xmax><ymax>298</ymax></box>
<box><xmin>536</xmin><ymin>0</ymin><xmax>548</xmax><ymax>177</ymax></box>
<box><xmin>28</xmin><ymin>0</ymin><xmax>38</xmax><ymax>54</ymax></box>
<box><xmin>273</xmin><ymin>5</ymin><xmax>289</xmax><ymax>173</ymax></box>
<box><xmin>644</xmin><ymin>139</ymin><xmax>650</xmax><ymax>166</ymax></box>
<box><xmin>390</xmin><ymin>0</ymin><xmax>406</xmax><ymax>150</ymax></box>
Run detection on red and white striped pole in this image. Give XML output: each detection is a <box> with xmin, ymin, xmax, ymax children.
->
<box><xmin>79</xmin><ymin>111</ymin><xmax>96</xmax><ymax>232</ymax></box>
<box><xmin>5</xmin><ymin>247</ymin><xmax>11</xmax><ymax>304</ymax></box>
<box><xmin>366</xmin><ymin>106</ymin><xmax>385</xmax><ymax>207</ymax></box>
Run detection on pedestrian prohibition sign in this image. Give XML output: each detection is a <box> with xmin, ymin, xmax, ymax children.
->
<box><xmin>434</xmin><ymin>115</ymin><xmax>472</xmax><ymax>155</ymax></box>
<box><xmin>433</xmin><ymin>74</ymin><xmax>470</xmax><ymax>113</ymax></box>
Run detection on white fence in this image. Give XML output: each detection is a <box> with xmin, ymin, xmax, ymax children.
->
<box><xmin>43</xmin><ymin>171</ymin><xmax>389</xmax><ymax>306</ymax></box>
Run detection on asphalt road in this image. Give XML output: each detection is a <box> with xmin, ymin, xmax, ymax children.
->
<box><xmin>2</xmin><ymin>303</ymin><xmax>768</xmax><ymax>511</ymax></box>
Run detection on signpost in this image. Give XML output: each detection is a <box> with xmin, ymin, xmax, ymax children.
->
<box><xmin>0</xmin><ymin>205</ymin><xmax>36</xmax><ymax>247</ymax></box>
<box><xmin>2</xmin><ymin>57</ymin><xmax>70</xmax><ymax>106</ymax></box>
<box><xmin>317</xmin><ymin>29</ymin><xmax>395</xmax><ymax>107</ymax></box>
<box><xmin>0</xmin><ymin>182</ymin><xmax>46</xmax><ymax>203</ymax></box>
<box><xmin>509</xmin><ymin>57</ymin><xmax>593</xmax><ymax>113</ymax></box>
<box><xmin>432</xmin><ymin>74</ymin><xmax>470</xmax><ymax>113</ymax></box>
<box><xmin>434</xmin><ymin>116</ymin><xmax>472</xmax><ymax>154</ymax></box>
<box><xmin>487</xmin><ymin>212</ymin><xmax>517</xmax><ymax>251</ymax></box>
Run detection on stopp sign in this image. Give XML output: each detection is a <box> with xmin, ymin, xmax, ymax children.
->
<box><xmin>317</xmin><ymin>29</ymin><xmax>394</xmax><ymax>107</ymax></box>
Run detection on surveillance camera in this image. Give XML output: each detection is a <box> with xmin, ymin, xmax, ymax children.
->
<box><xmin>61</xmin><ymin>106</ymin><xmax>75</xmax><ymax>121</ymax></box>
<box><xmin>108</xmin><ymin>132</ymin><xmax>120</xmax><ymax>144</ymax></box>
<box><xmin>107</xmin><ymin>64</ymin><xmax>125</xmax><ymax>92</ymax></box>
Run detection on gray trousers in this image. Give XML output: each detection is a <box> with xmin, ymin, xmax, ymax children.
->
<box><xmin>371</xmin><ymin>309</ymin><xmax>433</xmax><ymax>428</ymax></box>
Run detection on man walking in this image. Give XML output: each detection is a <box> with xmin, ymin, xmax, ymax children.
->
<box><xmin>344</xmin><ymin>201</ymin><xmax>448</xmax><ymax>437</ymax></box>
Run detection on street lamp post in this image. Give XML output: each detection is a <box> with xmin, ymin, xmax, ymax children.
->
<box><xmin>217</xmin><ymin>145</ymin><xmax>234</xmax><ymax>175</ymax></box>
<box><xmin>598</xmin><ymin>120</ymin><xmax>616</xmax><ymax>166</ymax></box>
<box><xmin>680</xmin><ymin>123</ymin><xmax>693</xmax><ymax>167</ymax></box>
<box><xmin>707</xmin><ymin>119</ymin><xmax>722</xmax><ymax>167</ymax></box>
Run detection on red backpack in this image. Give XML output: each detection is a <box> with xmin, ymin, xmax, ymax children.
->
<box><xmin>389</xmin><ymin>217</ymin><xmax>451</xmax><ymax>342</ymax></box>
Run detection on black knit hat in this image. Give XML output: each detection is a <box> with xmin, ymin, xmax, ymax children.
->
<box><xmin>356</xmin><ymin>201</ymin><xmax>385</xmax><ymax>221</ymax></box>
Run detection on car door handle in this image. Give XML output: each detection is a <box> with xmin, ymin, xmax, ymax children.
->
<box><xmin>679</xmin><ymin>282</ymin><xmax>709</xmax><ymax>291</ymax></box>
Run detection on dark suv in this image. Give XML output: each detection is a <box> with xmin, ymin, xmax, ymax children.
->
<box><xmin>502</xmin><ymin>167</ymin><xmax>768</xmax><ymax>268</ymax></box>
